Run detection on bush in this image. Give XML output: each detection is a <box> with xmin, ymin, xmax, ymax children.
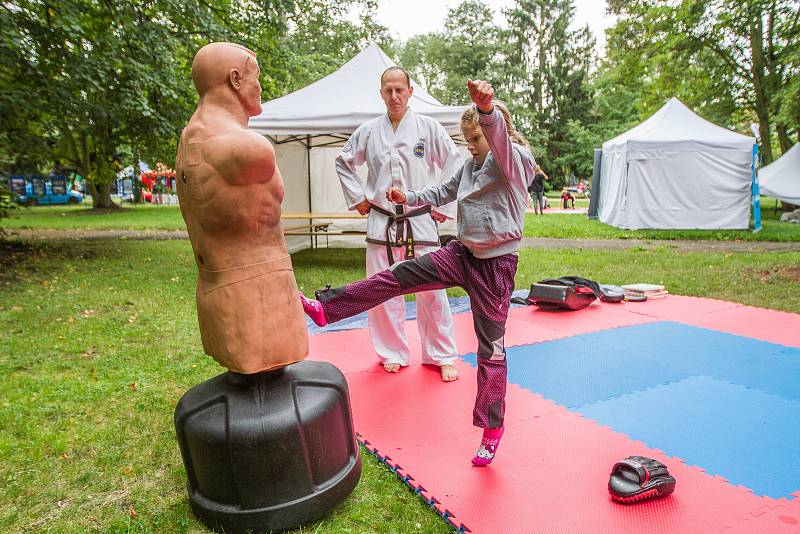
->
<box><xmin>0</xmin><ymin>179</ymin><xmax>18</xmax><ymax>237</ymax></box>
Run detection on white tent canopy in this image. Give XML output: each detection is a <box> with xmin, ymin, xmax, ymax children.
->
<box><xmin>598</xmin><ymin>98</ymin><xmax>756</xmax><ymax>229</ymax></box>
<box><xmin>248</xmin><ymin>43</ymin><xmax>468</xmax><ymax>251</ymax></box>
<box><xmin>249</xmin><ymin>43</ymin><xmax>466</xmax><ymax>136</ymax></box>
<box><xmin>759</xmin><ymin>143</ymin><xmax>800</xmax><ymax>205</ymax></box>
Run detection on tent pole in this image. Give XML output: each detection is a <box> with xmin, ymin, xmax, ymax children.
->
<box><xmin>306</xmin><ymin>135</ymin><xmax>313</xmax><ymax>249</ymax></box>
<box><xmin>752</xmin><ymin>143</ymin><xmax>762</xmax><ymax>233</ymax></box>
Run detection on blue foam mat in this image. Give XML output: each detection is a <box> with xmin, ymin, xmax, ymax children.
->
<box><xmin>460</xmin><ymin>321</ymin><xmax>800</xmax><ymax>499</ymax></box>
<box><xmin>461</xmin><ymin>321</ymin><xmax>800</xmax><ymax>406</ymax></box>
<box><xmin>578</xmin><ymin>376</ymin><xmax>800</xmax><ymax>499</ymax></box>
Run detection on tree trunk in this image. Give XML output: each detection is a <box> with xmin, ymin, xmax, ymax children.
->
<box><xmin>132</xmin><ymin>148</ymin><xmax>142</xmax><ymax>204</ymax></box>
<box><xmin>776</xmin><ymin>124</ymin><xmax>792</xmax><ymax>154</ymax></box>
<box><xmin>750</xmin><ymin>12</ymin><xmax>773</xmax><ymax>163</ymax></box>
<box><xmin>87</xmin><ymin>181</ymin><xmax>118</xmax><ymax>209</ymax></box>
<box><xmin>535</xmin><ymin>8</ymin><xmax>545</xmax><ymax>116</ymax></box>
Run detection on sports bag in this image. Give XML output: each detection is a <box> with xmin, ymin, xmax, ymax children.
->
<box><xmin>516</xmin><ymin>276</ymin><xmax>624</xmax><ymax>310</ymax></box>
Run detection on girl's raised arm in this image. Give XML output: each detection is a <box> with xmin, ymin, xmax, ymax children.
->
<box><xmin>467</xmin><ymin>80</ymin><xmax>528</xmax><ymax>193</ymax></box>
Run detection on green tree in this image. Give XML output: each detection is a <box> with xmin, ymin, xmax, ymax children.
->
<box><xmin>606</xmin><ymin>0</ymin><xmax>800</xmax><ymax>163</ymax></box>
<box><xmin>503</xmin><ymin>0</ymin><xmax>596</xmax><ymax>186</ymax></box>
<box><xmin>0</xmin><ymin>0</ymin><xmax>387</xmax><ymax>209</ymax></box>
<box><xmin>398</xmin><ymin>1</ymin><xmax>503</xmax><ymax>105</ymax></box>
<box><xmin>774</xmin><ymin>28</ymin><xmax>800</xmax><ymax>146</ymax></box>
<box><xmin>398</xmin><ymin>0</ymin><xmax>597</xmax><ymax>186</ymax></box>
<box><xmin>1</xmin><ymin>1</ymin><xmax>227</xmax><ymax>207</ymax></box>
<box><xmin>397</xmin><ymin>33</ymin><xmax>450</xmax><ymax>100</ymax></box>
<box><xmin>587</xmin><ymin>32</ymin><xmax>646</xmax><ymax>145</ymax></box>
<box><xmin>282</xmin><ymin>0</ymin><xmax>392</xmax><ymax>94</ymax></box>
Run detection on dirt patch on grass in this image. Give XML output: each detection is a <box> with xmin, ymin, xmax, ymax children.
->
<box><xmin>0</xmin><ymin>240</ymin><xmax>34</xmax><ymax>275</ymax></box>
<box><xmin>751</xmin><ymin>265</ymin><xmax>800</xmax><ymax>283</ymax></box>
<box><xmin>0</xmin><ymin>240</ymin><xmax>99</xmax><ymax>283</ymax></box>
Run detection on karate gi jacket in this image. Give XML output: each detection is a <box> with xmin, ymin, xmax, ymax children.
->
<box><xmin>335</xmin><ymin>109</ymin><xmax>462</xmax><ymax>252</ymax></box>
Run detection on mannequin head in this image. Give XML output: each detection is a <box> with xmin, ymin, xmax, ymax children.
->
<box><xmin>191</xmin><ymin>42</ymin><xmax>262</xmax><ymax>116</ymax></box>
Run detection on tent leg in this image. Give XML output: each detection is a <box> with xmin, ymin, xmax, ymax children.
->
<box><xmin>306</xmin><ymin>135</ymin><xmax>313</xmax><ymax>250</ymax></box>
<box><xmin>751</xmin><ymin>143</ymin><xmax>762</xmax><ymax>233</ymax></box>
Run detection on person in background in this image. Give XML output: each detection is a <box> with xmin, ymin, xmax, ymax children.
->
<box><xmin>528</xmin><ymin>164</ymin><xmax>548</xmax><ymax>214</ymax></box>
<box><xmin>561</xmin><ymin>189</ymin><xmax>575</xmax><ymax>209</ymax></box>
<box><xmin>333</xmin><ymin>66</ymin><xmax>462</xmax><ymax>382</ymax></box>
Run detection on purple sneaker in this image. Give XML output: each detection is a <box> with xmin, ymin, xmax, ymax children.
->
<box><xmin>471</xmin><ymin>426</ymin><xmax>504</xmax><ymax>466</ymax></box>
<box><xmin>299</xmin><ymin>292</ymin><xmax>328</xmax><ymax>327</ymax></box>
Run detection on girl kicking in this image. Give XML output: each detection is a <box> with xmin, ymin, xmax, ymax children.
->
<box><xmin>301</xmin><ymin>79</ymin><xmax>535</xmax><ymax>466</ymax></box>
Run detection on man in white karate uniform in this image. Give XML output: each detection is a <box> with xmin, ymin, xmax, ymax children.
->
<box><xmin>335</xmin><ymin>66</ymin><xmax>462</xmax><ymax>381</ymax></box>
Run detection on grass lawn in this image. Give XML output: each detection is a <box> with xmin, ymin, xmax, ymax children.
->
<box><xmin>4</xmin><ymin>198</ymin><xmax>799</xmax><ymax>243</ymax></box>
<box><xmin>1</xmin><ymin>204</ymin><xmax>187</xmax><ymax>231</ymax></box>
<box><xmin>525</xmin><ymin>195</ymin><xmax>800</xmax><ymax>242</ymax></box>
<box><xmin>2</xmin><ymin>239</ymin><xmax>799</xmax><ymax>533</ymax></box>
<box><xmin>523</xmin><ymin>212</ymin><xmax>800</xmax><ymax>241</ymax></box>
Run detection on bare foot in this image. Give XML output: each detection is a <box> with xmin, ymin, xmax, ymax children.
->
<box><xmin>440</xmin><ymin>364</ymin><xmax>459</xmax><ymax>382</ymax></box>
<box><xmin>383</xmin><ymin>363</ymin><xmax>401</xmax><ymax>373</ymax></box>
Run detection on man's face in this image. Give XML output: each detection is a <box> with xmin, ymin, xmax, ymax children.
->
<box><xmin>240</xmin><ymin>57</ymin><xmax>263</xmax><ymax>116</ymax></box>
<box><xmin>463</xmin><ymin>125</ymin><xmax>490</xmax><ymax>166</ymax></box>
<box><xmin>380</xmin><ymin>70</ymin><xmax>413</xmax><ymax>120</ymax></box>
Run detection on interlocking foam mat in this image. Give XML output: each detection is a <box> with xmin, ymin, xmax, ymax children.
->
<box><xmin>308</xmin><ymin>295</ymin><xmax>800</xmax><ymax>533</ymax></box>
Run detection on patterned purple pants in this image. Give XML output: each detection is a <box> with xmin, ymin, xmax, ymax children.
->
<box><xmin>317</xmin><ymin>240</ymin><xmax>518</xmax><ymax>428</ymax></box>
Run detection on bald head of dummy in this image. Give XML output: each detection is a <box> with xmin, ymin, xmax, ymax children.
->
<box><xmin>191</xmin><ymin>42</ymin><xmax>262</xmax><ymax>116</ymax></box>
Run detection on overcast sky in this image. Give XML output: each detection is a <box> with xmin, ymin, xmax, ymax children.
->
<box><xmin>361</xmin><ymin>0</ymin><xmax>617</xmax><ymax>56</ymax></box>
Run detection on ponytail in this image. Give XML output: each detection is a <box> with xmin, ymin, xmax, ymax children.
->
<box><xmin>460</xmin><ymin>101</ymin><xmax>529</xmax><ymax>148</ymax></box>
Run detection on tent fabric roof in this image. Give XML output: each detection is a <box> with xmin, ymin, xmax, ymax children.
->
<box><xmin>602</xmin><ymin>98</ymin><xmax>755</xmax><ymax>153</ymax></box>
<box><xmin>248</xmin><ymin>43</ymin><xmax>468</xmax><ymax>136</ymax></box>
<box><xmin>759</xmin><ymin>143</ymin><xmax>800</xmax><ymax>204</ymax></box>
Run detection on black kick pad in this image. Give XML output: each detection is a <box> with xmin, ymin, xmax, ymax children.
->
<box><xmin>608</xmin><ymin>456</ymin><xmax>676</xmax><ymax>503</ymax></box>
<box><xmin>528</xmin><ymin>283</ymin><xmax>596</xmax><ymax>310</ymax></box>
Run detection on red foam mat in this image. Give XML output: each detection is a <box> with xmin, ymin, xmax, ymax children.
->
<box><xmin>616</xmin><ymin>295</ymin><xmax>800</xmax><ymax>347</ymax></box>
<box><xmin>408</xmin><ymin>296</ymin><xmax>662</xmax><ymax>354</ymax></box>
<box><xmin>336</xmin><ymin>365</ymin><xmax>800</xmax><ymax>533</ymax></box>
<box><xmin>309</xmin><ymin>296</ymin><xmax>800</xmax><ymax>533</ymax></box>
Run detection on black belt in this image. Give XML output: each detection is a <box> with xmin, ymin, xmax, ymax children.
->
<box><xmin>368</xmin><ymin>203</ymin><xmax>434</xmax><ymax>265</ymax></box>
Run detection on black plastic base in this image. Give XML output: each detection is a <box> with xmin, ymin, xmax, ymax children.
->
<box><xmin>188</xmin><ymin>455</ymin><xmax>361</xmax><ymax>533</ymax></box>
<box><xmin>175</xmin><ymin>361</ymin><xmax>362</xmax><ymax>534</ymax></box>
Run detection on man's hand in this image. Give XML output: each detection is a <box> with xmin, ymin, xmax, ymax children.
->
<box><xmin>385</xmin><ymin>187</ymin><xmax>406</xmax><ymax>204</ymax></box>
<box><xmin>430</xmin><ymin>211</ymin><xmax>447</xmax><ymax>223</ymax></box>
<box><xmin>468</xmin><ymin>79</ymin><xmax>494</xmax><ymax>113</ymax></box>
<box><xmin>353</xmin><ymin>199</ymin><xmax>371</xmax><ymax>215</ymax></box>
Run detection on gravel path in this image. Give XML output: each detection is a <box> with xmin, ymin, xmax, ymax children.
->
<box><xmin>4</xmin><ymin>228</ymin><xmax>799</xmax><ymax>252</ymax></box>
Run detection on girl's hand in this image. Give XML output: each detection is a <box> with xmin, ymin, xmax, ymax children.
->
<box><xmin>386</xmin><ymin>187</ymin><xmax>406</xmax><ymax>204</ymax></box>
<box><xmin>468</xmin><ymin>79</ymin><xmax>494</xmax><ymax>113</ymax></box>
<box><xmin>430</xmin><ymin>210</ymin><xmax>447</xmax><ymax>223</ymax></box>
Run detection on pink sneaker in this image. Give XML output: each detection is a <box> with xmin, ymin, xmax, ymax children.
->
<box><xmin>471</xmin><ymin>426</ymin><xmax>504</xmax><ymax>466</ymax></box>
<box><xmin>299</xmin><ymin>292</ymin><xmax>328</xmax><ymax>327</ymax></box>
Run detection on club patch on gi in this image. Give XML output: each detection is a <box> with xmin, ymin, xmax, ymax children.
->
<box><xmin>413</xmin><ymin>138</ymin><xmax>426</xmax><ymax>158</ymax></box>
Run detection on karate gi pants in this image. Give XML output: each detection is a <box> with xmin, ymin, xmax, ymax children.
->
<box><xmin>366</xmin><ymin>243</ymin><xmax>457</xmax><ymax>367</ymax></box>
<box><xmin>319</xmin><ymin>240</ymin><xmax>518</xmax><ymax>429</ymax></box>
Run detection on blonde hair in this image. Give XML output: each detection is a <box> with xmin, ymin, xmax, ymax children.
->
<box><xmin>461</xmin><ymin>101</ymin><xmax>528</xmax><ymax>148</ymax></box>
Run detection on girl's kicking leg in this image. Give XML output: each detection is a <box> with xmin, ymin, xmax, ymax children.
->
<box><xmin>300</xmin><ymin>253</ymin><xmax>451</xmax><ymax>326</ymax></box>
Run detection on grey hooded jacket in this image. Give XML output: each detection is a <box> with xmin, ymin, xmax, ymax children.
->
<box><xmin>405</xmin><ymin>106</ymin><xmax>536</xmax><ymax>259</ymax></box>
